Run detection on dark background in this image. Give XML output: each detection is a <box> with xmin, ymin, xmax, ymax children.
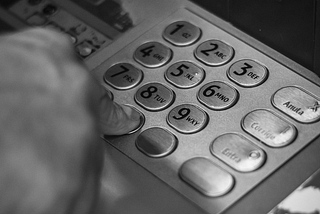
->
<box><xmin>192</xmin><ymin>0</ymin><xmax>320</xmax><ymax>75</ymax></box>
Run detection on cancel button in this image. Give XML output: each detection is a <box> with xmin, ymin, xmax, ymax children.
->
<box><xmin>210</xmin><ymin>133</ymin><xmax>266</xmax><ymax>172</ymax></box>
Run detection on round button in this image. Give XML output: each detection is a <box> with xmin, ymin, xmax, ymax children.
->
<box><xmin>198</xmin><ymin>81</ymin><xmax>238</xmax><ymax>110</ymax></box>
<box><xmin>165</xmin><ymin>61</ymin><xmax>205</xmax><ymax>89</ymax></box>
<box><xmin>104</xmin><ymin>63</ymin><xmax>143</xmax><ymax>90</ymax></box>
<box><xmin>227</xmin><ymin>59</ymin><xmax>268</xmax><ymax>87</ymax></box>
<box><xmin>167</xmin><ymin>104</ymin><xmax>208</xmax><ymax>134</ymax></box>
<box><xmin>195</xmin><ymin>40</ymin><xmax>234</xmax><ymax>66</ymax></box>
<box><xmin>179</xmin><ymin>157</ymin><xmax>234</xmax><ymax>197</ymax></box>
<box><xmin>135</xmin><ymin>82</ymin><xmax>175</xmax><ymax>111</ymax></box>
<box><xmin>163</xmin><ymin>21</ymin><xmax>201</xmax><ymax>46</ymax></box>
<box><xmin>136</xmin><ymin>127</ymin><xmax>177</xmax><ymax>158</ymax></box>
<box><xmin>134</xmin><ymin>42</ymin><xmax>172</xmax><ymax>68</ymax></box>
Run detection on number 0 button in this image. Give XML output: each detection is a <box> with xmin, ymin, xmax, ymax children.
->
<box><xmin>227</xmin><ymin>59</ymin><xmax>268</xmax><ymax>87</ymax></box>
<box><xmin>135</xmin><ymin>82</ymin><xmax>175</xmax><ymax>111</ymax></box>
<box><xmin>167</xmin><ymin>104</ymin><xmax>208</xmax><ymax>134</ymax></box>
<box><xmin>163</xmin><ymin>21</ymin><xmax>201</xmax><ymax>46</ymax></box>
<box><xmin>104</xmin><ymin>63</ymin><xmax>143</xmax><ymax>90</ymax></box>
<box><xmin>134</xmin><ymin>42</ymin><xmax>172</xmax><ymax>68</ymax></box>
<box><xmin>195</xmin><ymin>40</ymin><xmax>234</xmax><ymax>66</ymax></box>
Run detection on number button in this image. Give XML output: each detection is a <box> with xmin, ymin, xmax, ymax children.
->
<box><xmin>134</xmin><ymin>42</ymin><xmax>172</xmax><ymax>68</ymax></box>
<box><xmin>198</xmin><ymin>81</ymin><xmax>238</xmax><ymax>110</ymax></box>
<box><xmin>227</xmin><ymin>59</ymin><xmax>268</xmax><ymax>87</ymax></box>
<box><xmin>135</xmin><ymin>83</ymin><xmax>175</xmax><ymax>111</ymax></box>
<box><xmin>165</xmin><ymin>61</ymin><xmax>205</xmax><ymax>89</ymax></box>
<box><xmin>195</xmin><ymin>40</ymin><xmax>234</xmax><ymax>66</ymax></box>
<box><xmin>104</xmin><ymin>63</ymin><xmax>143</xmax><ymax>90</ymax></box>
<box><xmin>163</xmin><ymin>21</ymin><xmax>201</xmax><ymax>46</ymax></box>
<box><xmin>167</xmin><ymin>104</ymin><xmax>208</xmax><ymax>134</ymax></box>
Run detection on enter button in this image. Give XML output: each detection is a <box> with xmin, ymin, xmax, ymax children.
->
<box><xmin>210</xmin><ymin>133</ymin><xmax>266</xmax><ymax>172</ymax></box>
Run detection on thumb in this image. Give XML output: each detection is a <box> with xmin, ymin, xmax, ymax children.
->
<box><xmin>99</xmin><ymin>91</ymin><xmax>142</xmax><ymax>135</ymax></box>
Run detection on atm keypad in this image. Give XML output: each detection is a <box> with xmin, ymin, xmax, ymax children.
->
<box><xmin>102</xmin><ymin>9</ymin><xmax>320</xmax><ymax>202</ymax></box>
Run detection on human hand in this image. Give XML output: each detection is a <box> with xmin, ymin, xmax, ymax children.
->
<box><xmin>0</xmin><ymin>28</ymin><xmax>140</xmax><ymax>214</ymax></box>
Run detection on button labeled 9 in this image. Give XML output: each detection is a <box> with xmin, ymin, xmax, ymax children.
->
<box><xmin>167</xmin><ymin>104</ymin><xmax>208</xmax><ymax>134</ymax></box>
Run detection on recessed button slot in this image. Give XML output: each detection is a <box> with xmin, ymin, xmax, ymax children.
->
<box><xmin>210</xmin><ymin>133</ymin><xmax>266</xmax><ymax>172</ymax></box>
<box><xmin>179</xmin><ymin>157</ymin><xmax>234</xmax><ymax>197</ymax></box>
<box><xmin>242</xmin><ymin>109</ymin><xmax>297</xmax><ymax>147</ymax></box>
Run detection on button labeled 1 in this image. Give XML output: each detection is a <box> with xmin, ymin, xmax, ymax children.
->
<box><xmin>195</xmin><ymin>40</ymin><xmax>234</xmax><ymax>66</ymax></box>
<box><xmin>163</xmin><ymin>21</ymin><xmax>201</xmax><ymax>46</ymax></box>
<box><xmin>167</xmin><ymin>104</ymin><xmax>208</xmax><ymax>134</ymax></box>
<box><xmin>135</xmin><ymin>82</ymin><xmax>175</xmax><ymax>111</ymax></box>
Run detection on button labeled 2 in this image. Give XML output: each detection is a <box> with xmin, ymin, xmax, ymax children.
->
<box><xmin>135</xmin><ymin>82</ymin><xmax>175</xmax><ymax>111</ymax></box>
<box><xmin>195</xmin><ymin>39</ymin><xmax>234</xmax><ymax>66</ymax></box>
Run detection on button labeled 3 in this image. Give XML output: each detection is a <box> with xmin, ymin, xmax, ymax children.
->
<box><xmin>227</xmin><ymin>59</ymin><xmax>268</xmax><ymax>87</ymax></box>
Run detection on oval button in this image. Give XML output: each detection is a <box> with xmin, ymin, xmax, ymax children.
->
<box><xmin>242</xmin><ymin>109</ymin><xmax>297</xmax><ymax>147</ymax></box>
<box><xmin>179</xmin><ymin>157</ymin><xmax>234</xmax><ymax>197</ymax></box>
<box><xmin>272</xmin><ymin>86</ymin><xmax>320</xmax><ymax>123</ymax></box>
<box><xmin>210</xmin><ymin>133</ymin><xmax>266</xmax><ymax>172</ymax></box>
<box><xmin>134</xmin><ymin>42</ymin><xmax>172</xmax><ymax>68</ymax></box>
<box><xmin>167</xmin><ymin>104</ymin><xmax>208</xmax><ymax>134</ymax></box>
<box><xmin>165</xmin><ymin>61</ymin><xmax>205</xmax><ymax>89</ymax></box>
<box><xmin>136</xmin><ymin>127</ymin><xmax>177</xmax><ymax>158</ymax></box>
<box><xmin>195</xmin><ymin>40</ymin><xmax>234</xmax><ymax>66</ymax></box>
<box><xmin>163</xmin><ymin>21</ymin><xmax>201</xmax><ymax>46</ymax></box>
<box><xmin>227</xmin><ymin>59</ymin><xmax>268</xmax><ymax>87</ymax></box>
<box><xmin>104</xmin><ymin>63</ymin><xmax>143</xmax><ymax>90</ymax></box>
<box><xmin>197</xmin><ymin>81</ymin><xmax>238</xmax><ymax>110</ymax></box>
<box><xmin>135</xmin><ymin>82</ymin><xmax>175</xmax><ymax>111</ymax></box>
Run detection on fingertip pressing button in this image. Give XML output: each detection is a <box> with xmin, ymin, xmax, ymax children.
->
<box><xmin>124</xmin><ymin>105</ymin><xmax>145</xmax><ymax>135</ymax></box>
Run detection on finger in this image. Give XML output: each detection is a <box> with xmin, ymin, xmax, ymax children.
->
<box><xmin>99</xmin><ymin>91</ymin><xmax>141</xmax><ymax>135</ymax></box>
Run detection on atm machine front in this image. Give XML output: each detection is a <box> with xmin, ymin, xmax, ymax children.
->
<box><xmin>0</xmin><ymin>0</ymin><xmax>320</xmax><ymax>213</ymax></box>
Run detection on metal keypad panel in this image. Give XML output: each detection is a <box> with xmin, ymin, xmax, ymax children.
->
<box><xmin>99</xmin><ymin>8</ymin><xmax>320</xmax><ymax>214</ymax></box>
